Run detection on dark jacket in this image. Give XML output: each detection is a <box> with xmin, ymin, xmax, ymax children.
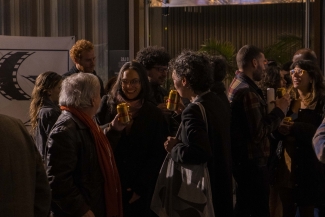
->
<box><xmin>210</xmin><ymin>81</ymin><xmax>230</xmax><ymax>111</ymax></box>
<box><xmin>101</xmin><ymin>99</ymin><xmax>166</xmax><ymax>216</ymax></box>
<box><xmin>47</xmin><ymin>111</ymin><xmax>106</xmax><ymax>217</ymax></box>
<box><xmin>63</xmin><ymin>65</ymin><xmax>105</xmax><ymax>97</ymax></box>
<box><xmin>148</xmin><ymin>83</ymin><xmax>168</xmax><ymax>105</ymax></box>
<box><xmin>34</xmin><ymin>98</ymin><xmax>61</xmax><ymax>162</ymax></box>
<box><xmin>0</xmin><ymin>114</ymin><xmax>51</xmax><ymax>217</ymax></box>
<box><xmin>228</xmin><ymin>71</ymin><xmax>285</xmax><ymax>165</ymax></box>
<box><xmin>171</xmin><ymin>91</ymin><xmax>233</xmax><ymax>217</ymax></box>
<box><xmin>270</xmin><ymin>97</ymin><xmax>325</xmax><ymax>206</ymax></box>
<box><xmin>102</xmin><ymin>100</ymin><xmax>166</xmax><ymax>193</ymax></box>
<box><xmin>148</xmin><ymin>83</ymin><xmax>179</xmax><ymax>136</ymax></box>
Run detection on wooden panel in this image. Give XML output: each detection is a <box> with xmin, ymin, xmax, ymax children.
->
<box><xmin>150</xmin><ymin>3</ymin><xmax>306</xmax><ymax>58</ymax></box>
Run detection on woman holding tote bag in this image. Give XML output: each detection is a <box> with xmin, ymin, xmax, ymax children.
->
<box><xmin>151</xmin><ymin>50</ymin><xmax>233</xmax><ymax>217</ymax></box>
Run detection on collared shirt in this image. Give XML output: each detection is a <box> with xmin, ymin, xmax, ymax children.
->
<box><xmin>228</xmin><ymin>71</ymin><xmax>284</xmax><ymax>164</ymax></box>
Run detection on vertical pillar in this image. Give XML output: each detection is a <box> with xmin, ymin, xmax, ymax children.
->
<box><xmin>37</xmin><ymin>0</ymin><xmax>45</xmax><ymax>36</ymax></box>
<box><xmin>51</xmin><ymin>0</ymin><xmax>58</xmax><ymax>36</ymax></box>
<box><xmin>10</xmin><ymin>0</ymin><xmax>20</xmax><ymax>35</ymax></box>
<box><xmin>129</xmin><ymin>0</ymin><xmax>135</xmax><ymax>60</ymax></box>
<box><xmin>77</xmin><ymin>0</ymin><xmax>85</xmax><ymax>39</ymax></box>
<box><xmin>312</xmin><ymin>0</ymin><xmax>323</xmax><ymax>72</ymax></box>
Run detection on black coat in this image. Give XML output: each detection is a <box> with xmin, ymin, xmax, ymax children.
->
<box><xmin>47</xmin><ymin>111</ymin><xmax>106</xmax><ymax>217</ymax></box>
<box><xmin>269</xmin><ymin>97</ymin><xmax>325</xmax><ymax>206</ymax></box>
<box><xmin>34</xmin><ymin>98</ymin><xmax>61</xmax><ymax>162</ymax></box>
<box><xmin>101</xmin><ymin>99</ymin><xmax>167</xmax><ymax>216</ymax></box>
<box><xmin>171</xmin><ymin>91</ymin><xmax>233</xmax><ymax>216</ymax></box>
<box><xmin>0</xmin><ymin>114</ymin><xmax>51</xmax><ymax>217</ymax></box>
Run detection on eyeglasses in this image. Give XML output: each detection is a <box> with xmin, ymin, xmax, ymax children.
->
<box><xmin>152</xmin><ymin>66</ymin><xmax>168</xmax><ymax>73</ymax></box>
<box><xmin>290</xmin><ymin>69</ymin><xmax>306</xmax><ymax>76</ymax></box>
<box><xmin>121</xmin><ymin>79</ymin><xmax>140</xmax><ymax>86</ymax></box>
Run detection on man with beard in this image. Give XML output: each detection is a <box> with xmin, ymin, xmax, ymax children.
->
<box><xmin>135</xmin><ymin>46</ymin><xmax>178</xmax><ymax>135</ymax></box>
<box><xmin>228</xmin><ymin>45</ymin><xmax>290</xmax><ymax>217</ymax></box>
<box><xmin>135</xmin><ymin>46</ymin><xmax>170</xmax><ymax>109</ymax></box>
<box><xmin>63</xmin><ymin>39</ymin><xmax>105</xmax><ymax>97</ymax></box>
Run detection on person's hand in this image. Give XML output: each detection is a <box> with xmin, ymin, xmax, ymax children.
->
<box><xmin>164</xmin><ymin>136</ymin><xmax>179</xmax><ymax>152</ymax></box>
<box><xmin>275</xmin><ymin>93</ymin><xmax>291</xmax><ymax>114</ymax></box>
<box><xmin>278</xmin><ymin>119</ymin><xmax>294</xmax><ymax>135</ymax></box>
<box><xmin>126</xmin><ymin>188</ymin><xmax>141</xmax><ymax>204</ymax></box>
<box><xmin>157</xmin><ymin>103</ymin><xmax>172</xmax><ymax>115</ymax></box>
<box><xmin>82</xmin><ymin>210</ymin><xmax>95</xmax><ymax>217</ymax></box>
<box><xmin>110</xmin><ymin>113</ymin><xmax>131</xmax><ymax>131</ymax></box>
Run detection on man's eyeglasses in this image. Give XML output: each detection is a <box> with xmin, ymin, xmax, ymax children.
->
<box><xmin>121</xmin><ymin>79</ymin><xmax>140</xmax><ymax>86</ymax></box>
<box><xmin>290</xmin><ymin>69</ymin><xmax>306</xmax><ymax>76</ymax></box>
<box><xmin>152</xmin><ymin>66</ymin><xmax>168</xmax><ymax>73</ymax></box>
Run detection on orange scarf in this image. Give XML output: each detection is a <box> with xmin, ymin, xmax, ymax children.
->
<box><xmin>61</xmin><ymin>106</ymin><xmax>123</xmax><ymax>217</ymax></box>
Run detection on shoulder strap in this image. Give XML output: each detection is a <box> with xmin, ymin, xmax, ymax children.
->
<box><xmin>175</xmin><ymin>102</ymin><xmax>208</xmax><ymax>138</ymax></box>
<box><xmin>193</xmin><ymin>102</ymin><xmax>208</xmax><ymax>131</ymax></box>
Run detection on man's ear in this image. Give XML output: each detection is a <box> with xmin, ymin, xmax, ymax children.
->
<box><xmin>73</xmin><ymin>57</ymin><xmax>80</xmax><ymax>65</ymax></box>
<box><xmin>252</xmin><ymin>59</ymin><xmax>258</xmax><ymax>68</ymax></box>
<box><xmin>90</xmin><ymin>98</ymin><xmax>94</xmax><ymax>106</ymax></box>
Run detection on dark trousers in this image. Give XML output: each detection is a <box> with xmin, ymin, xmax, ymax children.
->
<box><xmin>233</xmin><ymin>162</ymin><xmax>270</xmax><ymax>217</ymax></box>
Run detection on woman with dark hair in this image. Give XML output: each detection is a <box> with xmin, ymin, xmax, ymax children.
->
<box><xmin>29</xmin><ymin>71</ymin><xmax>62</xmax><ymax>162</ymax></box>
<box><xmin>270</xmin><ymin>60</ymin><xmax>325</xmax><ymax>216</ymax></box>
<box><xmin>96</xmin><ymin>61</ymin><xmax>166</xmax><ymax>216</ymax></box>
<box><xmin>164</xmin><ymin>50</ymin><xmax>232</xmax><ymax>216</ymax></box>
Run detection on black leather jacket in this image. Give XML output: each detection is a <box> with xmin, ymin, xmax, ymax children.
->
<box><xmin>47</xmin><ymin>111</ymin><xmax>106</xmax><ymax>217</ymax></box>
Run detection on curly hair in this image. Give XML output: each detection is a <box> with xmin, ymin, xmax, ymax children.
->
<box><xmin>69</xmin><ymin>39</ymin><xmax>94</xmax><ymax>62</ymax></box>
<box><xmin>29</xmin><ymin>71</ymin><xmax>62</xmax><ymax>131</ymax></box>
<box><xmin>261</xmin><ymin>66</ymin><xmax>282</xmax><ymax>90</ymax></box>
<box><xmin>170</xmin><ymin>50</ymin><xmax>213</xmax><ymax>93</ymax></box>
<box><xmin>108</xmin><ymin>61</ymin><xmax>151</xmax><ymax>112</ymax></box>
<box><xmin>290</xmin><ymin>60</ymin><xmax>325</xmax><ymax>104</ymax></box>
<box><xmin>135</xmin><ymin>46</ymin><xmax>170</xmax><ymax>70</ymax></box>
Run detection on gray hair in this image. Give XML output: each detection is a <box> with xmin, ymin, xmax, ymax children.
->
<box><xmin>59</xmin><ymin>72</ymin><xmax>100</xmax><ymax>108</ymax></box>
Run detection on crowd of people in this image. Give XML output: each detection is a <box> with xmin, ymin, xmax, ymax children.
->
<box><xmin>1</xmin><ymin>38</ymin><xmax>325</xmax><ymax>217</ymax></box>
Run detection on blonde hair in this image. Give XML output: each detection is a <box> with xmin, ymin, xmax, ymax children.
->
<box><xmin>70</xmin><ymin>39</ymin><xmax>94</xmax><ymax>62</ymax></box>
